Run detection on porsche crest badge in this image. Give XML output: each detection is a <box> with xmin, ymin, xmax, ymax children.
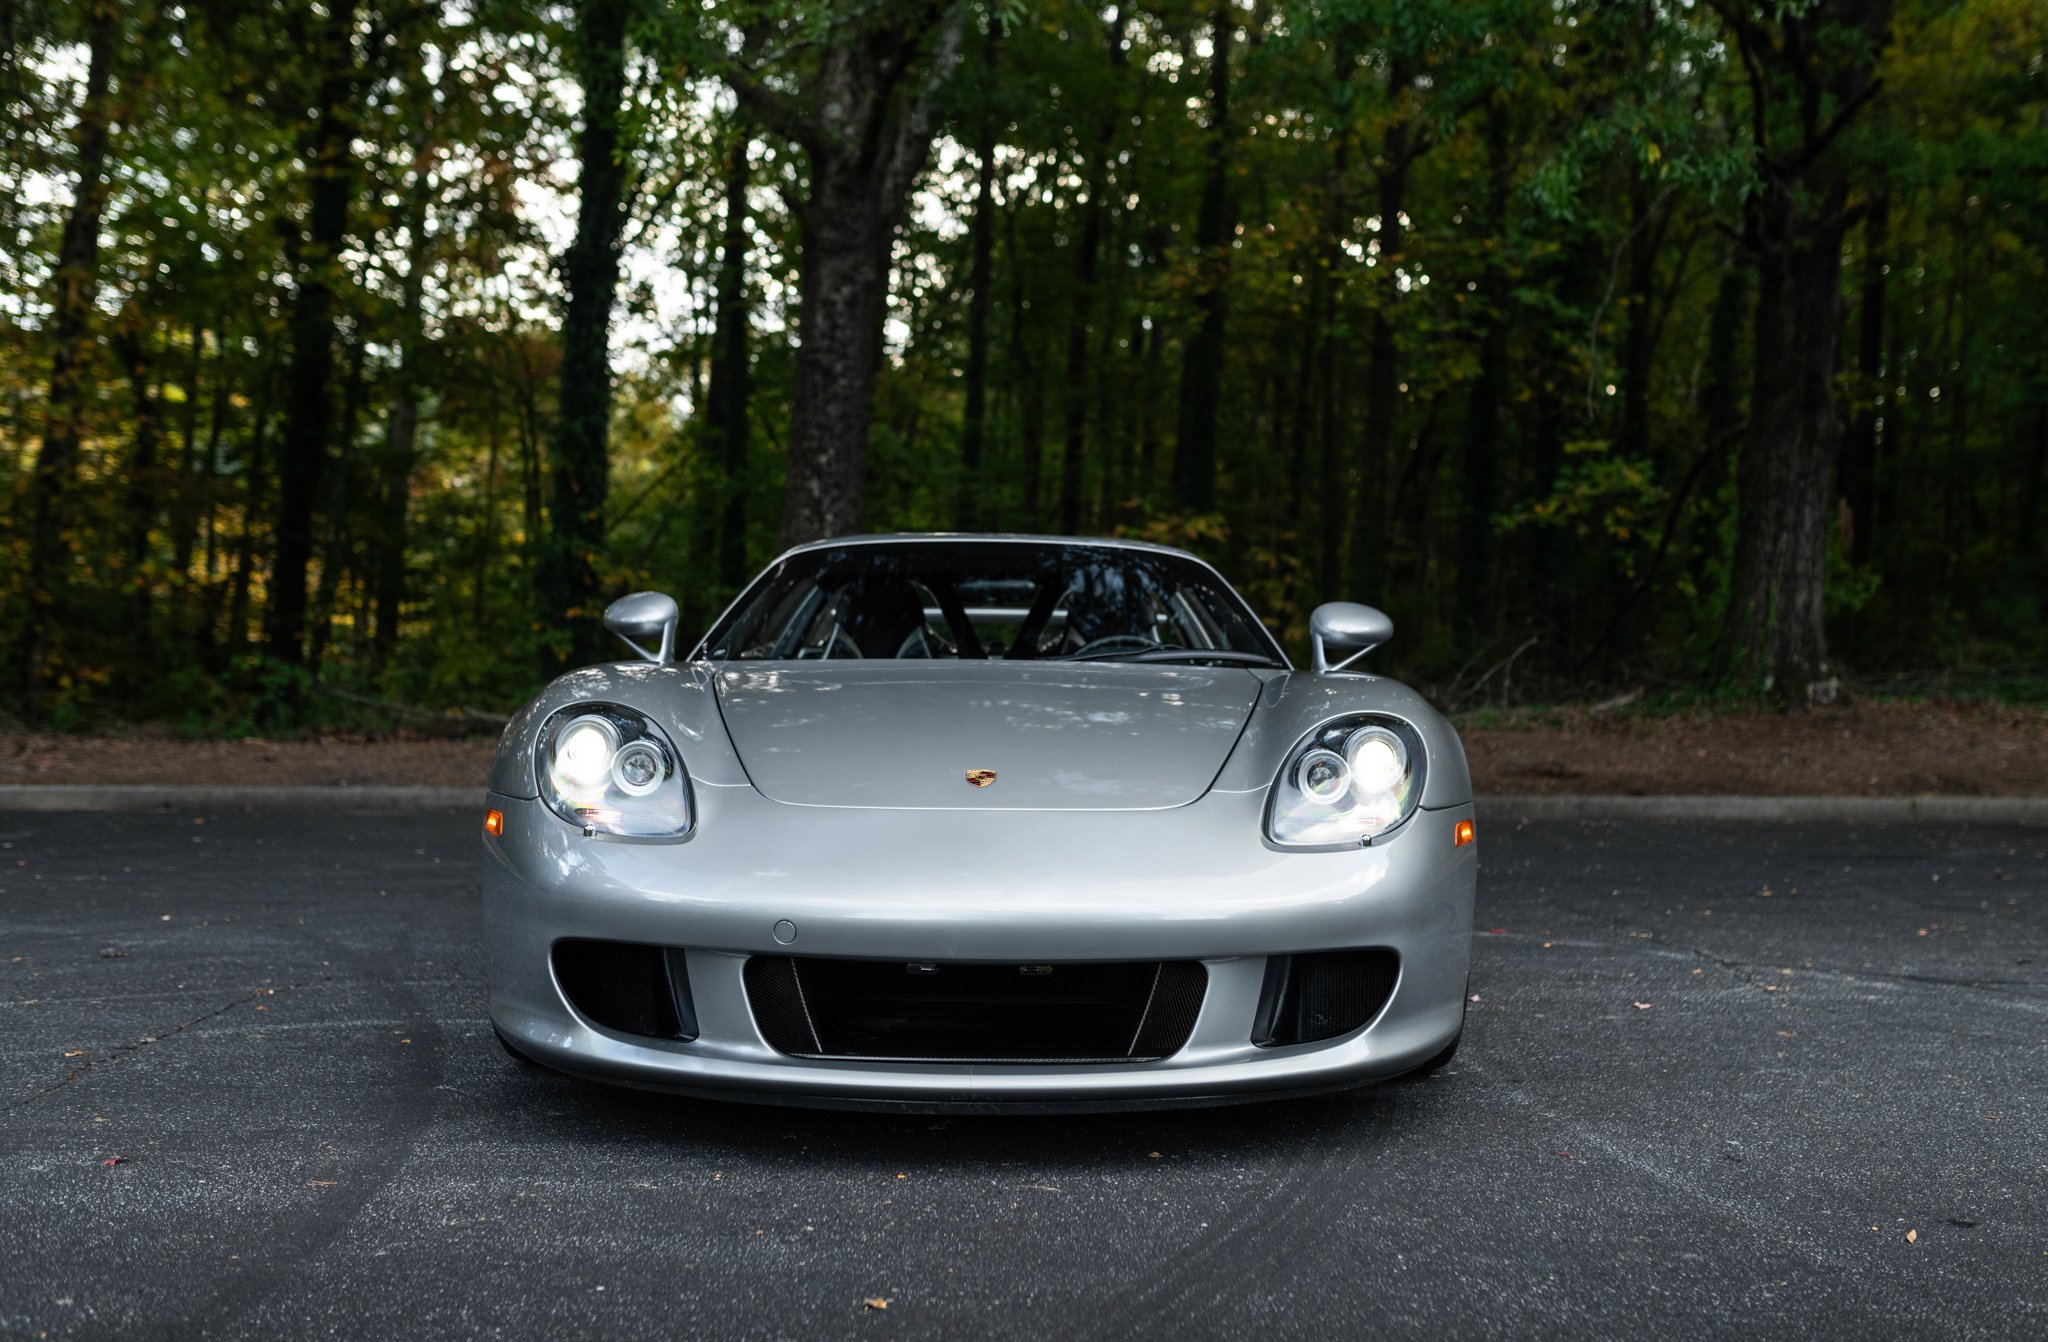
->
<box><xmin>965</xmin><ymin>769</ymin><xmax>997</xmax><ymax>788</ymax></box>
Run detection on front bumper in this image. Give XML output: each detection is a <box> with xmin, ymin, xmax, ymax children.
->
<box><xmin>482</xmin><ymin>783</ymin><xmax>1476</xmax><ymax>1110</ymax></box>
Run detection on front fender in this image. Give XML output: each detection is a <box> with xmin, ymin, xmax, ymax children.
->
<box><xmin>488</xmin><ymin>660</ymin><xmax>749</xmax><ymax>799</ymax></box>
<box><xmin>1214</xmin><ymin>672</ymin><xmax>1472</xmax><ymax>809</ymax></box>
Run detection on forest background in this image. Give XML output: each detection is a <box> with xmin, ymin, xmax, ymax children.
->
<box><xmin>2</xmin><ymin>0</ymin><xmax>2043</xmax><ymax>734</ymax></box>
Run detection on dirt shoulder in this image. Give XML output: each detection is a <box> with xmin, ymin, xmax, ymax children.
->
<box><xmin>2</xmin><ymin>698</ymin><xmax>2043</xmax><ymax>795</ymax></box>
<box><xmin>1459</xmin><ymin>699</ymin><xmax>2047</xmax><ymax>796</ymax></box>
<box><xmin>0</xmin><ymin>732</ymin><xmax>497</xmax><ymax>789</ymax></box>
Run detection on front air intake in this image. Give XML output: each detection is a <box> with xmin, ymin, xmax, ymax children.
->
<box><xmin>551</xmin><ymin>939</ymin><xmax>698</xmax><ymax>1042</ymax></box>
<box><xmin>743</xmin><ymin>957</ymin><xmax>1207</xmax><ymax>1063</ymax></box>
<box><xmin>1251</xmin><ymin>948</ymin><xmax>1399</xmax><ymax>1047</ymax></box>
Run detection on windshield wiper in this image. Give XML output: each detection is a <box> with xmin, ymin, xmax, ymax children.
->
<box><xmin>1063</xmin><ymin>646</ymin><xmax>1283</xmax><ymax>667</ymax></box>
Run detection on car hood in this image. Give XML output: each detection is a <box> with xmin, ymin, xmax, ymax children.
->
<box><xmin>713</xmin><ymin>662</ymin><xmax>1265</xmax><ymax>810</ymax></box>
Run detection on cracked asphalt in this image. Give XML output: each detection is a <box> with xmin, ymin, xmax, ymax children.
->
<box><xmin>1</xmin><ymin>809</ymin><xmax>2043</xmax><ymax>1339</ymax></box>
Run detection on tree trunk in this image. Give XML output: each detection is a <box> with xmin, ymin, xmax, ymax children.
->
<box><xmin>751</xmin><ymin>2</ymin><xmax>967</xmax><ymax>547</ymax></box>
<box><xmin>956</xmin><ymin>12</ymin><xmax>1000</xmax><ymax>529</ymax></box>
<box><xmin>1352</xmin><ymin>54</ymin><xmax>1415</xmax><ymax>601</ymax></box>
<box><xmin>1718</xmin><ymin>0</ymin><xmax>1890</xmax><ymax>704</ymax></box>
<box><xmin>473</xmin><ymin>410</ymin><xmax>502</xmax><ymax>628</ymax></box>
<box><xmin>197</xmin><ymin>333</ymin><xmax>230</xmax><ymax>655</ymax></box>
<box><xmin>169</xmin><ymin>319</ymin><xmax>204</xmax><ymax>585</ymax></box>
<box><xmin>266</xmin><ymin>0</ymin><xmax>358</xmax><ymax>669</ymax></box>
<box><xmin>307</xmin><ymin>333</ymin><xmax>368</xmax><ymax>676</ymax></box>
<box><xmin>373</xmin><ymin>163</ymin><xmax>433</xmax><ymax>675</ymax></box>
<box><xmin>21</xmin><ymin>0</ymin><xmax>116</xmax><ymax>712</ymax></box>
<box><xmin>537</xmin><ymin>0</ymin><xmax>632</xmax><ymax>669</ymax></box>
<box><xmin>1056</xmin><ymin>8</ymin><xmax>1126</xmax><ymax>535</ymax></box>
<box><xmin>1839</xmin><ymin>192</ymin><xmax>1888</xmax><ymax>574</ymax></box>
<box><xmin>1458</xmin><ymin>102</ymin><xmax>1511</xmax><ymax>637</ymax></box>
<box><xmin>1004</xmin><ymin>198</ymin><xmax>1044</xmax><ymax>525</ymax></box>
<box><xmin>227</xmin><ymin>376</ymin><xmax>277</xmax><ymax>660</ymax></box>
<box><xmin>1618</xmin><ymin>175</ymin><xmax>1667</xmax><ymax>463</ymax></box>
<box><xmin>1723</xmin><ymin>179</ymin><xmax>1853</xmax><ymax>701</ymax></box>
<box><xmin>1171</xmin><ymin>3</ymin><xmax>1233</xmax><ymax>515</ymax></box>
<box><xmin>781</xmin><ymin>169</ymin><xmax>890</xmax><ymax>544</ymax></box>
<box><xmin>705</xmin><ymin>133</ymin><xmax>753</xmax><ymax>594</ymax></box>
<box><xmin>113</xmin><ymin>308</ymin><xmax>162</xmax><ymax>603</ymax></box>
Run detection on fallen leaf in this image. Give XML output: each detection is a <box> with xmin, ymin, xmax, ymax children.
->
<box><xmin>101</xmin><ymin>1154</ymin><xmax>128</xmax><ymax>1167</ymax></box>
<box><xmin>862</xmin><ymin>1297</ymin><xmax>891</xmax><ymax>1311</ymax></box>
<box><xmin>1777</xmin><ymin>1030</ymin><xmax>1796</xmax><ymax>1038</ymax></box>
<box><xmin>1906</xmin><ymin>1229</ymin><xmax>1918</xmax><ymax>1243</ymax></box>
<box><xmin>1147</xmin><ymin>1151</ymin><xmax>1162</xmax><ymax>1159</ymax></box>
<box><xmin>63</xmin><ymin>1050</ymin><xmax>84</xmax><ymax>1058</ymax></box>
<box><xmin>1486</xmin><ymin>927</ymin><xmax>1507</xmax><ymax>935</ymax></box>
<box><xmin>307</xmin><ymin>1179</ymin><xmax>337</xmax><ymax>1188</ymax></box>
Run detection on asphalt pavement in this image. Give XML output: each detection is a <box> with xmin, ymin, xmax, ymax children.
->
<box><xmin>1</xmin><ymin>809</ymin><xmax>2042</xmax><ymax>1339</ymax></box>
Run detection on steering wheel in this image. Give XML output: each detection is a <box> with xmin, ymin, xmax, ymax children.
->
<box><xmin>1072</xmin><ymin>634</ymin><xmax>1157</xmax><ymax>658</ymax></box>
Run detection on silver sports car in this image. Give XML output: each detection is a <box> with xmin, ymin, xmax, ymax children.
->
<box><xmin>482</xmin><ymin>534</ymin><xmax>1477</xmax><ymax>1110</ymax></box>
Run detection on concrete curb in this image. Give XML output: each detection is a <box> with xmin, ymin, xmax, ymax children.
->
<box><xmin>1480</xmin><ymin>794</ymin><xmax>2048</xmax><ymax>824</ymax></box>
<box><xmin>0</xmin><ymin>785</ymin><xmax>2044</xmax><ymax>823</ymax></box>
<box><xmin>0</xmin><ymin>784</ymin><xmax>478</xmax><ymax>813</ymax></box>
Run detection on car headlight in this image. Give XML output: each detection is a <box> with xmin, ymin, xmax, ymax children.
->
<box><xmin>1267</xmin><ymin>715</ymin><xmax>1425</xmax><ymax>848</ymax></box>
<box><xmin>536</xmin><ymin>704</ymin><xmax>692</xmax><ymax>837</ymax></box>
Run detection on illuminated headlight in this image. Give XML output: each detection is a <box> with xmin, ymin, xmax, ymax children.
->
<box><xmin>1267</xmin><ymin>716</ymin><xmax>1424</xmax><ymax>848</ymax></box>
<box><xmin>536</xmin><ymin>704</ymin><xmax>691</xmax><ymax>838</ymax></box>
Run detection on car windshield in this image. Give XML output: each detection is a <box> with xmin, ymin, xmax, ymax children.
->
<box><xmin>701</xmin><ymin>540</ymin><xmax>1284</xmax><ymax>665</ymax></box>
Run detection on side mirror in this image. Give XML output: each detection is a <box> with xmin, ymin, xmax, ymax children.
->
<box><xmin>1309</xmin><ymin>602</ymin><xmax>1392</xmax><ymax>674</ymax></box>
<box><xmin>603</xmin><ymin>591</ymin><xmax>680</xmax><ymax>665</ymax></box>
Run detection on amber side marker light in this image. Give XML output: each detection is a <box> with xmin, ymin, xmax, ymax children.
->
<box><xmin>484</xmin><ymin>808</ymin><xmax>505</xmax><ymax>837</ymax></box>
<box><xmin>1454</xmin><ymin>818</ymin><xmax>1475</xmax><ymax>847</ymax></box>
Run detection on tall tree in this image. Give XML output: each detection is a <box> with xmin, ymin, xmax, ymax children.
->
<box><xmin>1714</xmin><ymin>0</ymin><xmax>1892</xmax><ymax>703</ymax></box>
<box><xmin>1171</xmin><ymin>3</ymin><xmax>1234</xmax><ymax>515</ymax></box>
<box><xmin>1057</xmin><ymin>6</ymin><xmax>1127</xmax><ymax>534</ymax></box>
<box><xmin>728</xmin><ymin>0</ymin><xmax>968</xmax><ymax>546</ymax></box>
<box><xmin>20</xmin><ymin>0</ymin><xmax>117</xmax><ymax>711</ymax></box>
<box><xmin>372</xmin><ymin>151</ymin><xmax>435</xmax><ymax>674</ymax></box>
<box><xmin>267</xmin><ymin>0</ymin><xmax>361</xmax><ymax>667</ymax></box>
<box><xmin>536</xmin><ymin>0</ymin><xmax>634</xmax><ymax>668</ymax></box>
<box><xmin>955</xmin><ymin>9</ymin><xmax>1000</xmax><ymax>530</ymax></box>
<box><xmin>704</xmin><ymin>128</ymin><xmax>753</xmax><ymax>593</ymax></box>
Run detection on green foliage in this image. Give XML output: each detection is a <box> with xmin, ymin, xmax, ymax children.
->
<box><xmin>0</xmin><ymin>0</ymin><xmax>2043</xmax><ymax>727</ymax></box>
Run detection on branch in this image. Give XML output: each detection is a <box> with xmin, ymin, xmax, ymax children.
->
<box><xmin>1786</xmin><ymin>78</ymin><xmax>1884</xmax><ymax>175</ymax></box>
<box><xmin>311</xmin><ymin>685</ymin><xmax>510</xmax><ymax>727</ymax></box>
<box><xmin>1576</xmin><ymin>420</ymin><xmax>1746</xmax><ymax>672</ymax></box>
<box><xmin>876</xmin><ymin>0</ymin><xmax>969</xmax><ymax>210</ymax></box>
<box><xmin>726</xmin><ymin>63</ymin><xmax>816</xmax><ymax>153</ymax></box>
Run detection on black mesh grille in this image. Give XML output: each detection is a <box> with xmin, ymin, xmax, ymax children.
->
<box><xmin>744</xmin><ymin>957</ymin><xmax>1206</xmax><ymax>1063</ymax></box>
<box><xmin>1253</xmin><ymin>948</ymin><xmax>1399</xmax><ymax>1047</ymax></box>
<box><xmin>743</xmin><ymin>954</ymin><xmax>822</xmax><ymax>1054</ymax></box>
<box><xmin>551</xmin><ymin>939</ymin><xmax>697</xmax><ymax>1042</ymax></box>
<box><xmin>1130</xmin><ymin>961</ymin><xmax>1208</xmax><ymax>1058</ymax></box>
